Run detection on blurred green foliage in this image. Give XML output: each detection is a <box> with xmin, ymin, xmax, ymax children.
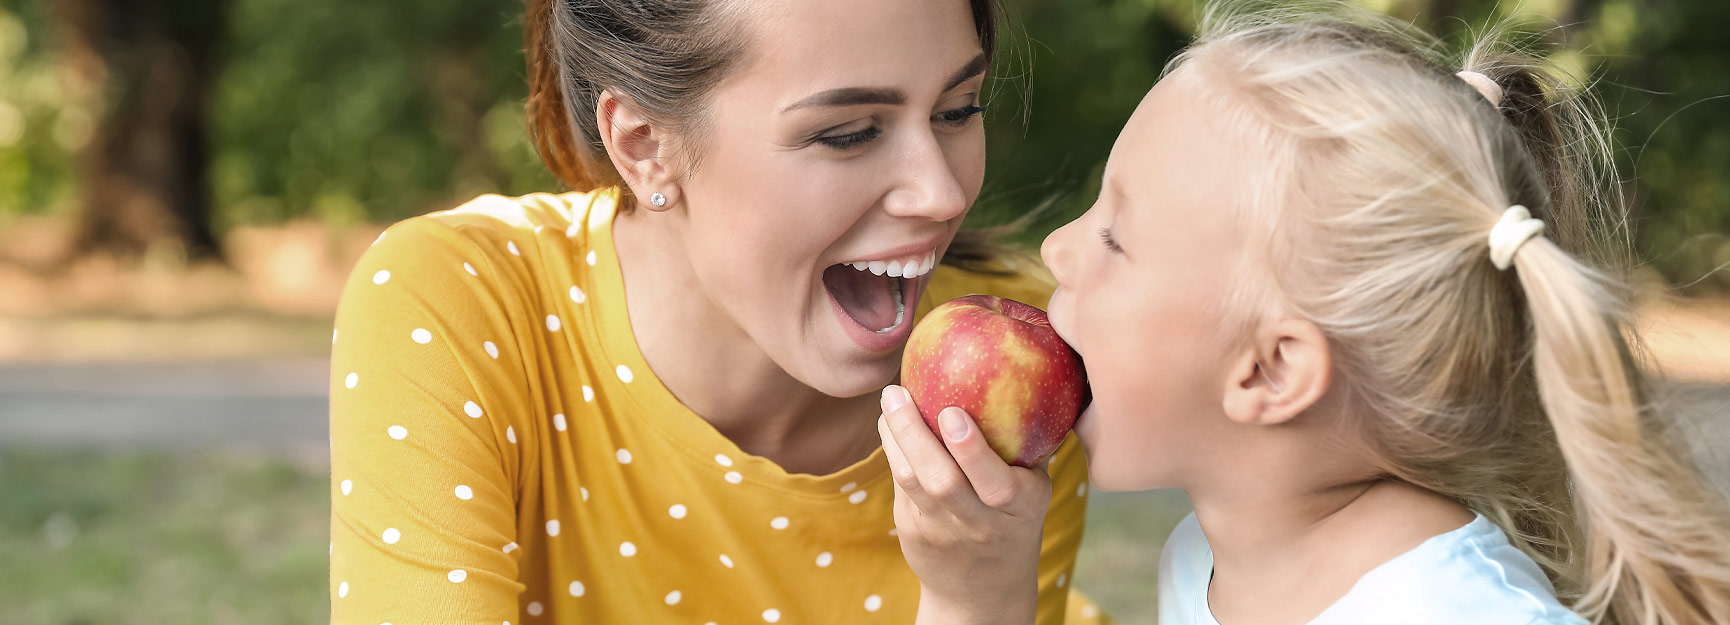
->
<box><xmin>0</xmin><ymin>0</ymin><xmax>1725</xmax><ymax>288</ymax></box>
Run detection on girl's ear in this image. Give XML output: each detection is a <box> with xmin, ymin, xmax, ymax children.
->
<box><xmin>1221</xmin><ymin>318</ymin><xmax>1333</xmax><ymax>426</ymax></box>
<box><xmin>597</xmin><ymin>88</ymin><xmax>680</xmax><ymax>211</ymax></box>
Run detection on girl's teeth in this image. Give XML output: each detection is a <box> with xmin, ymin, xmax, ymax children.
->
<box><xmin>886</xmin><ymin>260</ymin><xmax>903</xmax><ymax>278</ymax></box>
<box><xmin>868</xmin><ymin>261</ymin><xmax>887</xmax><ymax>276</ymax></box>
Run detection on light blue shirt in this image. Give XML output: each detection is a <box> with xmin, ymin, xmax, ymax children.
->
<box><xmin>1158</xmin><ymin>512</ymin><xmax>1588</xmax><ymax>625</ymax></box>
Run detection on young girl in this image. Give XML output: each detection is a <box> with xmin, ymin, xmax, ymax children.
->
<box><xmin>878</xmin><ymin>3</ymin><xmax>1730</xmax><ymax>624</ymax></box>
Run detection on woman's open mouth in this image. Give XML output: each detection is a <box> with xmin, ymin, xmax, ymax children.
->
<box><xmin>822</xmin><ymin>251</ymin><xmax>937</xmax><ymax>352</ymax></box>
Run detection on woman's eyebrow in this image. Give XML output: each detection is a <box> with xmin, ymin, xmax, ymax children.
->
<box><xmin>781</xmin><ymin>53</ymin><xmax>990</xmax><ymax>113</ymax></box>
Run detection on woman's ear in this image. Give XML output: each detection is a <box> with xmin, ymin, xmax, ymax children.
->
<box><xmin>597</xmin><ymin>89</ymin><xmax>680</xmax><ymax>211</ymax></box>
<box><xmin>1221</xmin><ymin>318</ymin><xmax>1332</xmax><ymax>426</ymax></box>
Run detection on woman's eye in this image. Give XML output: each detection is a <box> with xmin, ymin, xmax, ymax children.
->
<box><xmin>1099</xmin><ymin>227</ymin><xmax>1125</xmax><ymax>254</ymax></box>
<box><xmin>815</xmin><ymin>126</ymin><xmax>882</xmax><ymax>150</ymax></box>
<box><xmin>934</xmin><ymin>104</ymin><xmax>987</xmax><ymax>127</ymax></box>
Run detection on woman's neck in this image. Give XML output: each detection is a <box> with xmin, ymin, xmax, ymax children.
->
<box><xmin>611</xmin><ymin>207</ymin><xmax>881</xmax><ymax>475</ymax></box>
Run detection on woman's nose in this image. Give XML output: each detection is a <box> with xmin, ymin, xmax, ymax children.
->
<box><xmin>882</xmin><ymin>134</ymin><xmax>968</xmax><ymax>223</ymax></box>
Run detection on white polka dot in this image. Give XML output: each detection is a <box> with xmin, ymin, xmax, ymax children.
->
<box><xmin>1082</xmin><ymin>604</ymin><xmax>1099</xmax><ymax>618</ymax></box>
<box><xmin>455</xmin><ymin>485</ymin><xmax>473</xmax><ymax>500</ymax></box>
<box><xmin>839</xmin><ymin>482</ymin><xmax>857</xmax><ymax>493</ymax></box>
<box><xmin>715</xmin><ymin>454</ymin><xmax>733</xmax><ymax>467</ymax></box>
<box><xmin>332</xmin><ymin>329</ymin><xmax>338</xmax><ymax>344</ymax></box>
<box><xmin>1057</xmin><ymin>573</ymin><xmax>1068</xmax><ymax>588</ymax></box>
<box><xmin>464</xmin><ymin>262</ymin><xmax>478</xmax><ymax>276</ymax></box>
<box><xmin>546</xmin><ymin>520</ymin><xmax>560</xmax><ymax>536</ymax></box>
<box><xmin>848</xmin><ymin>490</ymin><xmax>867</xmax><ymax>504</ymax></box>
<box><xmin>616</xmin><ymin>448</ymin><xmax>632</xmax><ymax>464</ymax></box>
<box><xmin>464</xmin><ymin>401</ymin><xmax>483</xmax><ymax>418</ymax></box>
<box><xmin>580</xmin><ymin>487</ymin><xmax>589</xmax><ymax>501</ymax></box>
<box><xmin>565</xmin><ymin>224</ymin><xmax>580</xmax><ymax>238</ymax></box>
<box><xmin>553</xmin><ymin>413</ymin><xmax>566</xmax><ymax>431</ymax></box>
<box><xmin>373</xmin><ymin>231</ymin><xmax>386</xmax><ymax>245</ymax></box>
<box><xmin>669</xmin><ymin>504</ymin><xmax>687</xmax><ymax>519</ymax></box>
<box><xmin>382</xmin><ymin>528</ymin><xmax>400</xmax><ymax>544</ymax></box>
<box><xmin>484</xmin><ymin>341</ymin><xmax>499</xmax><ymax>359</ymax></box>
<box><xmin>719</xmin><ymin>554</ymin><xmax>734</xmax><ymax>568</ymax></box>
<box><xmin>340</xmin><ymin>479</ymin><xmax>352</xmax><ymax>496</ymax></box>
<box><xmin>570</xmin><ymin>285</ymin><xmax>586</xmax><ymax>304</ymax></box>
<box><xmin>665</xmin><ymin>590</ymin><xmax>682</xmax><ymax>605</ymax></box>
<box><xmin>527</xmin><ymin>601</ymin><xmax>543</xmax><ymax>616</ymax></box>
<box><xmin>411</xmin><ymin>328</ymin><xmax>432</xmax><ymax>344</ymax></box>
<box><xmin>763</xmin><ymin>608</ymin><xmax>781</xmax><ymax>623</ymax></box>
<box><xmin>569</xmin><ymin>581</ymin><xmax>584</xmax><ymax>597</ymax></box>
<box><xmin>816</xmin><ymin>552</ymin><xmax>833</xmax><ymax>567</ymax></box>
<box><xmin>1078</xmin><ymin>482</ymin><xmax>1088</xmax><ymax>497</ymax></box>
<box><xmin>865</xmin><ymin>595</ymin><xmax>882</xmax><ymax>612</ymax></box>
<box><xmin>507</xmin><ymin>241</ymin><xmax>521</xmax><ymax>256</ymax></box>
<box><xmin>620</xmin><ymin>541</ymin><xmax>637</xmax><ymax>557</ymax></box>
<box><xmin>535</xmin><ymin>226</ymin><xmax>544</xmax><ymax>234</ymax></box>
<box><xmin>582</xmin><ymin>386</ymin><xmax>594</xmax><ymax>402</ymax></box>
<box><xmin>586</xmin><ymin>250</ymin><xmax>597</xmax><ymax>266</ymax></box>
<box><xmin>448</xmin><ymin>569</ymin><xmax>467</xmax><ymax>583</ymax></box>
<box><xmin>724</xmin><ymin>471</ymin><xmax>742</xmax><ymax>484</ymax></box>
<box><xmin>506</xmin><ymin>426</ymin><xmax>517</xmax><ymax>444</ymax></box>
<box><xmin>546</xmin><ymin>315</ymin><xmax>561</xmax><ymax>332</ymax></box>
<box><xmin>345</xmin><ymin>372</ymin><xmax>358</xmax><ymax>389</ymax></box>
<box><xmin>616</xmin><ymin>365</ymin><xmax>633</xmax><ymax>383</ymax></box>
<box><xmin>769</xmin><ymin>516</ymin><xmax>789</xmax><ymax>530</ymax></box>
<box><xmin>372</xmin><ymin>270</ymin><xmax>390</xmax><ymax>285</ymax></box>
<box><xmin>503</xmin><ymin>542</ymin><xmax>518</xmax><ymax>553</ymax></box>
<box><xmin>388</xmin><ymin>425</ymin><xmax>407</xmax><ymax>440</ymax></box>
<box><xmin>338</xmin><ymin>581</ymin><xmax>349</xmax><ymax>598</ymax></box>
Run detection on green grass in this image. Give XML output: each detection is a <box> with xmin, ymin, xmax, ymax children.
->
<box><xmin>0</xmin><ymin>451</ymin><xmax>331</xmax><ymax>625</ymax></box>
<box><xmin>0</xmin><ymin>450</ymin><xmax>1187</xmax><ymax>625</ymax></box>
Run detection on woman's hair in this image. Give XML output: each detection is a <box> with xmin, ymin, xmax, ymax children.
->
<box><xmin>523</xmin><ymin>0</ymin><xmax>1021</xmax><ymax>273</ymax></box>
<box><xmin>1173</xmin><ymin>2</ymin><xmax>1730</xmax><ymax>624</ymax></box>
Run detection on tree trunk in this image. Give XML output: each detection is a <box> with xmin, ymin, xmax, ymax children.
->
<box><xmin>57</xmin><ymin>0</ymin><xmax>227</xmax><ymax>264</ymax></box>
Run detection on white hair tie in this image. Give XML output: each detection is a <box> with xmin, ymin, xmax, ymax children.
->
<box><xmin>1456</xmin><ymin>70</ymin><xmax>1503</xmax><ymax>107</ymax></box>
<box><xmin>1489</xmin><ymin>205</ymin><xmax>1544</xmax><ymax>270</ymax></box>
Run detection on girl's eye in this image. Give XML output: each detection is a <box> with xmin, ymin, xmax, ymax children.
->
<box><xmin>815</xmin><ymin>126</ymin><xmax>883</xmax><ymax>150</ymax></box>
<box><xmin>934</xmin><ymin>104</ymin><xmax>987</xmax><ymax>127</ymax></box>
<box><xmin>1099</xmin><ymin>227</ymin><xmax>1125</xmax><ymax>254</ymax></box>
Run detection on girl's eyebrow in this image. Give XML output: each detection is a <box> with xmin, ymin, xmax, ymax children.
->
<box><xmin>781</xmin><ymin>53</ymin><xmax>989</xmax><ymax>113</ymax></box>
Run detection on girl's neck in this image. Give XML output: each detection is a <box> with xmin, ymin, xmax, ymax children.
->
<box><xmin>612</xmin><ymin>208</ymin><xmax>881</xmax><ymax>475</ymax></box>
<box><xmin>1190</xmin><ymin>472</ymin><xmax>1474</xmax><ymax>625</ymax></box>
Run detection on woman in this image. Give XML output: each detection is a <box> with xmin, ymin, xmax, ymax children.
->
<box><xmin>327</xmin><ymin>0</ymin><xmax>1107</xmax><ymax>623</ymax></box>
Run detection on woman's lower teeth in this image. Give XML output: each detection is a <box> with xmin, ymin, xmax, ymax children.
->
<box><xmin>874</xmin><ymin>281</ymin><xmax>905</xmax><ymax>334</ymax></box>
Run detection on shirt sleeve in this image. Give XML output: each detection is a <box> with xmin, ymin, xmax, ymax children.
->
<box><xmin>328</xmin><ymin>217</ymin><xmax>535</xmax><ymax>623</ymax></box>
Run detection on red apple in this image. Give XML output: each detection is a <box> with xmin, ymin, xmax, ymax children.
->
<box><xmin>900</xmin><ymin>294</ymin><xmax>1087</xmax><ymax>468</ymax></box>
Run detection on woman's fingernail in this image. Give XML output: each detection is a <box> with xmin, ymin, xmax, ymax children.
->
<box><xmin>939</xmin><ymin>408</ymin><xmax>969</xmax><ymax>441</ymax></box>
<box><xmin>881</xmin><ymin>385</ymin><xmax>908</xmax><ymax>412</ymax></box>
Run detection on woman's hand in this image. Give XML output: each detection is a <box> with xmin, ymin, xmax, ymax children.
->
<box><xmin>877</xmin><ymin>384</ymin><xmax>1052</xmax><ymax>625</ymax></box>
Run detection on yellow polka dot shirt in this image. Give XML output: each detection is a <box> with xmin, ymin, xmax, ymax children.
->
<box><xmin>328</xmin><ymin>189</ymin><xmax>1112</xmax><ymax>624</ymax></box>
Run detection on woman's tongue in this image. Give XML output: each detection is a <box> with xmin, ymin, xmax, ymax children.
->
<box><xmin>823</xmin><ymin>264</ymin><xmax>898</xmax><ymax>331</ymax></box>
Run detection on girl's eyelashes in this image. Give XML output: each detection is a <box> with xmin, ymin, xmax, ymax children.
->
<box><xmin>812</xmin><ymin>103</ymin><xmax>987</xmax><ymax>150</ymax></box>
<box><xmin>1099</xmin><ymin>227</ymin><xmax>1126</xmax><ymax>254</ymax></box>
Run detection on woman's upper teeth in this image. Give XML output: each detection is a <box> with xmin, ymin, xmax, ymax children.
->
<box><xmin>847</xmin><ymin>250</ymin><xmax>937</xmax><ymax>279</ymax></box>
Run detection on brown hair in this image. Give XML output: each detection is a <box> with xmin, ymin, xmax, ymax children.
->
<box><xmin>1177</xmin><ymin>2</ymin><xmax>1730</xmax><ymax>623</ymax></box>
<box><xmin>523</xmin><ymin>0</ymin><xmax>1022</xmax><ymax>273</ymax></box>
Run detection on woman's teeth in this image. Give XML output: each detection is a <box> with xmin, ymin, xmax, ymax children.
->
<box><xmin>876</xmin><ymin>282</ymin><xmax>905</xmax><ymax>334</ymax></box>
<box><xmin>846</xmin><ymin>250</ymin><xmax>937</xmax><ymax>279</ymax></box>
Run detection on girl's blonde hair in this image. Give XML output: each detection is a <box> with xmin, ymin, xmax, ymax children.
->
<box><xmin>1170</xmin><ymin>3</ymin><xmax>1730</xmax><ymax>624</ymax></box>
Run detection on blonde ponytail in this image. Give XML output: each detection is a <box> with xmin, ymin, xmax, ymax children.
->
<box><xmin>1515</xmin><ymin>238</ymin><xmax>1730</xmax><ymax>624</ymax></box>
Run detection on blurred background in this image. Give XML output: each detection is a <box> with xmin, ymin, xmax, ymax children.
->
<box><xmin>1</xmin><ymin>0</ymin><xmax>1726</xmax><ymax>623</ymax></box>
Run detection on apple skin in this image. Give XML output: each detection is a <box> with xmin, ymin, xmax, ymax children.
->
<box><xmin>900</xmin><ymin>295</ymin><xmax>1087</xmax><ymax>468</ymax></box>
